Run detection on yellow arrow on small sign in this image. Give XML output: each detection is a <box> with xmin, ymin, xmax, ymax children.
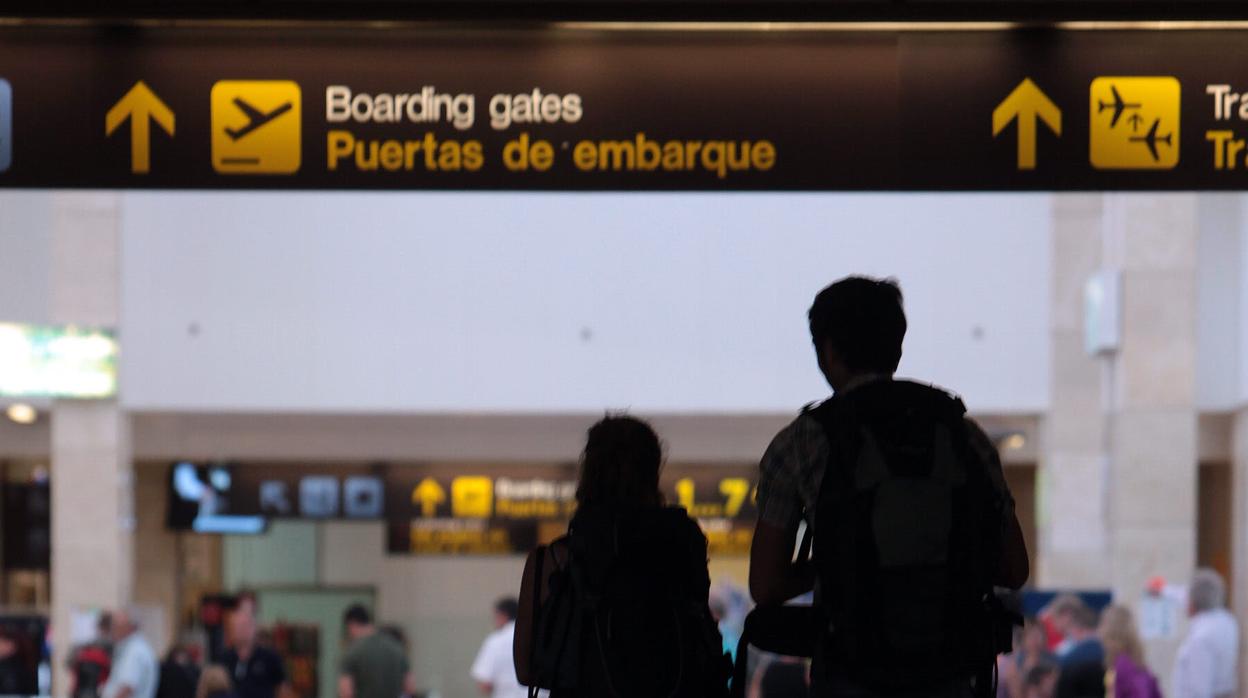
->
<box><xmin>412</xmin><ymin>478</ymin><xmax>447</xmax><ymax>517</ymax></box>
<box><xmin>992</xmin><ymin>78</ymin><xmax>1062</xmax><ymax>170</ymax></box>
<box><xmin>105</xmin><ymin>81</ymin><xmax>175</xmax><ymax>174</ymax></box>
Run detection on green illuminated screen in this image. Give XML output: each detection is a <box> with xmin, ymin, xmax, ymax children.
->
<box><xmin>0</xmin><ymin>323</ymin><xmax>118</xmax><ymax>398</ymax></box>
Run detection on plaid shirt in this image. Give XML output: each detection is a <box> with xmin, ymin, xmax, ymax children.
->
<box><xmin>756</xmin><ymin>386</ymin><xmax>1015</xmax><ymax>533</ymax></box>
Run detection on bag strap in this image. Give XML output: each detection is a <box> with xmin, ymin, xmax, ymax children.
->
<box><xmin>528</xmin><ymin>544</ymin><xmax>547</xmax><ymax>698</ymax></box>
<box><xmin>729</xmin><ymin>624</ymin><xmax>751</xmax><ymax>698</ymax></box>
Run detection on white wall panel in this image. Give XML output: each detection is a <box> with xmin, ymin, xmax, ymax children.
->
<box><xmin>0</xmin><ymin>192</ymin><xmax>53</xmax><ymax>324</ymax></box>
<box><xmin>119</xmin><ymin>192</ymin><xmax>1052</xmax><ymax>414</ymax></box>
<box><xmin>1196</xmin><ymin>195</ymin><xmax>1245</xmax><ymax>411</ymax></box>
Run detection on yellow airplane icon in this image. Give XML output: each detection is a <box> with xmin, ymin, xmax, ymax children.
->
<box><xmin>211</xmin><ymin>80</ymin><xmax>301</xmax><ymax>174</ymax></box>
<box><xmin>1089</xmin><ymin>77</ymin><xmax>1180</xmax><ymax>170</ymax></box>
<box><xmin>451</xmin><ymin>477</ymin><xmax>494</xmax><ymax>518</ymax></box>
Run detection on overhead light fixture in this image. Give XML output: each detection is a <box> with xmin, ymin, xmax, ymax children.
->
<box><xmin>6</xmin><ymin>403</ymin><xmax>37</xmax><ymax>425</ymax></box>
<box><xmin>1002</xmin><ymin>433</ymin><xmax>1027</xmax><ymax>451</ymax></box>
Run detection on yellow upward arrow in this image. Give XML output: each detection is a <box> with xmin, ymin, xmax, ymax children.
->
<box><xmin>992</xmin><ymin>78</ymin><xmax>1062</xmax><ymax>170</ymax></box>
<box><xmin>412</xmin><ymin>478</ymin><xmax>447</xmax><ymax>517</ymax></box>
<box><xmin>105</xmin><ymin>81</ymin><xmax>175</xmax><ymax>174</ymax></box>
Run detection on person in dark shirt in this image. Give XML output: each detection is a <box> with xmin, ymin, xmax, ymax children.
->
<box><xmin>1056</xmin><ymin>603</ymin><xmax>1106</xmax><ymax>698</ymax></box>
<box><xmin>0</xmin><ymin>631</ymin><xmax>38</xmax><ymax>697</ymax></box>
<box><xmin>156</xmin><ymin>645</ymin><xmax>201</xmax><ymax>698</ymax></box>
<box><xmin>221</xmin><ymin>611</ymin><xmax>287</xmax><ymax>698</ymax></box>
<box><xmin>339</xmin><ymin>605</ymin><xmax>414</xmax><ymax>698</ymax></box>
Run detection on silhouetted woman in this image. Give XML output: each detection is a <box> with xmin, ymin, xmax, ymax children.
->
<box><xmin>515</xmin><ymin>415</ymin><xmax>728</xmax><ymax>697</ymax></box>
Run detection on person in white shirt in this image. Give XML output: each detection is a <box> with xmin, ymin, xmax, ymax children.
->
<box><xmin>471</xmin><ymin>598</ymin><xmax>529</xmax><ymax>698</ymax></box>
<box><xmin>102</xmin><ymin>608</ymin><xmax>159</xmax><ymax>698</ymax></box>
<box><xmin>1174</xmin><ymin>569</ymin><xmax>1240</xmax><ymax>698</ymax></box>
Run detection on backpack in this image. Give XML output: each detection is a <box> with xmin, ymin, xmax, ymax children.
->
<box><xmin>808</xmin><ymin>380</ymin><xmax>1004</xmax><ymax>694</ymax></box>
<box><xmin>526</xmin><ymin>506</ymin><xmax>732</xmax><ymax>698</ymax></box>
<box><xmin>71</xmin><ymin>645</ymin><xmax>111</xmax><ymax>698</ymax></box>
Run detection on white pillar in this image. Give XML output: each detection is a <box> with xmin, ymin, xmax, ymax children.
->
<box><xmin>47</xmin><ymin>194</ymin><xmax>128</xmax><ymax>694</ymax></box>
<box><xmin>1103</xmin><ymin>194</ymin><xmax>1200</xmax><ymax>687</ymax></box>
<box><xmin>1041</xmin><ymin>194</ymin><xmax>1112</xmax><ymax>587</ymax></box>
<box><xmin>1043</xmin><ymin>194</ymin><xmax>1200</xmax><ymax>689</ymax></box>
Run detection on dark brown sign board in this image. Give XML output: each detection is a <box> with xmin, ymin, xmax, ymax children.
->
<box><xmin>200</xmin><ymin>462</ymin><xmax>757</xmax><ymax>555</ymax></box>
<box><xmin>4</xmin><ymin>25</ymin><xmax>1248</xmax><ymax>190</ymax></box>
<box><xmin>383</xmin><ymin>463</ymin><xmax>758</xmax><ymax>556</ymax></box>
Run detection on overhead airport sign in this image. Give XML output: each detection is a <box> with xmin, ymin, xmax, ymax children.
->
<box><xmin>10</xmin><ymin>26</ymin><xmax>1248</xmax><ymax>189</ymax></box>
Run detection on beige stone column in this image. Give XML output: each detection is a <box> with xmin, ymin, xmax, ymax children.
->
<box><xmin>1102</xmin><ymin>194</ymin><xmax>1200</xmax><ymax>687</ymax></box>
<box><xmin>1041</xmin><ymin>194</ymin><xmax>1112</xmax><ymax>588</ymax></box>
<box><xmin>1231</xmin><ymin>409</ymin><xmax>1248</xmax><ymax>691</ymax></box>
<box><xmin>47</xmin><ymin>194</ymin><xmax>129</xmax><ymax>694</ymax></box>
<box><xmin>1044</xmin><ymin>194</ymin><xmax>1200</xmax><ymax>688</ymax></box>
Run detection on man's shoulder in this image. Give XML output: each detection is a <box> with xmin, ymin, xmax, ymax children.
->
<box><xmin>375</xmin><ymin>632</ymin><xmax>406</xmax><ymax>658</ymax></box>
<box><xmin>342</xmin><ymin>638</ymin><xmax>364</xmax><ymax>661</ymax></box>
<box><xmin>765</xmin><ymin>410</ymin><xmax>825</xmax><ymax>452</ymax></box>
<box><xmin>255</xmin><ymin>645</ymin><xmax>284</xmax><ymax>665</ymax></box>
<box><xmin>486</xmin><ymin>626</ymin><xmax>514</xmax><ymax>653</ymax></box>
<box><xmin>1191</xmin><ymin>609</ymin><xmax>1239</xmax><ymax>641</ymax></box>
<box><xmin>1064</xmin><ymin>639</ymin><xmax>1105</xmax><ymax>664</ymax></box>
<box><xmin>129</xmin><ymin>635</ymin><xmax>157</xmax><ymax>661</ymax></box>
<box><xmin>1213</xmin><ymin>608</ymin><xmax>1239</xmax><ymax>632</ymax></box>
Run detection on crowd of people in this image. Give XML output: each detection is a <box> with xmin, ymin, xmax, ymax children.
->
<box><xmin>54</xmin><ymin>275</ymin><xmax>1246</xmax><ymax>698</ymax></box>
<box><xmin>993</xmin><ymin>571</ymin><xmax>1240</xmax><ymax>698</ymax></box>
<box><xmin>65</xmin><ymin>598</ymin><xmax>422</xmax><ymax>698</ymax></box>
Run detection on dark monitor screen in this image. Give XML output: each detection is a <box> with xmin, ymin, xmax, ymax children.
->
<box><xmin>0</xmin><ymin>483</ymin><xmax>50</xmax><ymax>571</ymax></box>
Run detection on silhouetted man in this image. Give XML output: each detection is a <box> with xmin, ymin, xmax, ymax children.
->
<box><xmin>749</xmin><ymin>276</ymin><xmax>1029</xmax><ymax>697</ymax></box>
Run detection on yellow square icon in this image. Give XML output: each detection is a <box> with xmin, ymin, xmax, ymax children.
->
<box><xmin>211</xmin><ymin>80</ymin><xmax>301</xmax><ymax>174</ymax></box>
<box><xmin>451</xmin><ymin>477</ymin><xmax>494</xmax><ymax>518</ymax></box>
<box><xmin>1089</xmin><ymin>77</ymin><xmax>1180</xmax><ymax>169</ymax></box>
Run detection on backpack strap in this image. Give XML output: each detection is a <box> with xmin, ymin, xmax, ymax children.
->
<box><xmin>528</xmin><ymin>544</ymin><xmax>547</xmax><ymax>698</ymax></box>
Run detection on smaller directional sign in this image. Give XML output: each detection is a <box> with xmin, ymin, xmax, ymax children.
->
<box><xmin>1090</xmin><ymin>77</ymin><xmax>1180</xmax><ymax>169</ymax></box>
<box><xmin>299</xmin><ymin>476</ymin><xmax>339</xmax><ymax>517</ymax></box>
<box><xmin>259</xmin><ymin>480</ymin><xmax>292</xmax><ymax>515</ymax></box>
<box><xmin>412</xmin><ymin>478</ymin><xmax>447</xmax><ymax>517</ymax></box>
<box><xmin>451</xmin><ymin>477</ymin><xmax>494</xmax><ymax>518</ymax></box>
<box><xmin>105</xmin><ymin>81</ymin><xmax>175</xmax><ymax>174</ymax></box>
<box><xmin>344</xmin><ymin>476</ymin><xmax>384</xmax><ymax>518</ymax></box>
<box><xmin>211</xmin><ymin>80</ymin><xmax>302</xmax><ymax>174</ymax></box>
<box><xmin>993</xmin><ymin>78</ymin><xmax>1063</xmax><ymax>171</ymax></box>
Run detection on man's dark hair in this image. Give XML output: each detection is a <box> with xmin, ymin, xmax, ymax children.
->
<box><xmin>575</xmin><ymin>414</ymin><xmax>663</xmax><ymax>509</ymax></box>
<box><xmin>96</xmin><ymin>612</ymin><xmax>113</xmax><ymax>636</ymax></box>
<box><xmin>808</xmin><ymin>276</ymin><xmax>906</xmax><ymax>374</ymax></box>
<box><xmin>343</xmin><ymin>604</ymin><xmax>372</xmax><ymax>626</ymax></box>
<box><xmin>495</xmin><ymin>597</ymin><xmax>520</xmax><ymax>621</ymax></box>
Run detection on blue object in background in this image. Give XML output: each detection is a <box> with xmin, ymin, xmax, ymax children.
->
<box><xmin>1021</xmin><ymin>590</ymin><xmax>1114</xmax><ymax>618</ymax></box>
<box><xmin>0</xmin><ymin>79</ymin><xmax>9</xmax><ymax>172</ymax></box>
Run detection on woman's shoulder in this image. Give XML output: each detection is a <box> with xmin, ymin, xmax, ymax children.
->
<box><xmin>1113</xmin><ymin>654</ymin><xmax>1161</xmax><ymax>691</ymax></box>
<box><xmin>658</xmin><ymin>505</ymin><xmax>709</xmax><ymax>541</ymax></box>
